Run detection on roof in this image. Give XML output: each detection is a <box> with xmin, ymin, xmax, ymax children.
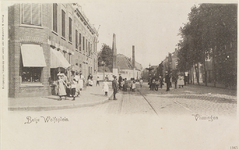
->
<box><xmin>116</xmin><ymin>54</ymin><xmax>143</xmax><ymax>71</ymax></box>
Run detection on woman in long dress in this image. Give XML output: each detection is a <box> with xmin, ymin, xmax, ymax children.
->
<box><xmin>57</xmin><ymin>74</ymin><xmax>67</xmax><ymax>100</ymax></box>
<box><xmin>78</xmin><ymin>72</ymin><xmax>84</xmax><ymax>91</ymax></box>
<box><xmin>74</xmin><ymin>72</ymin><xmax>80</xmax><ymax>96</ymax></box>
<box><xmin>102</xmin><ymin>79</ymin><xmax>109</xmax><ymax>96</ymax></box>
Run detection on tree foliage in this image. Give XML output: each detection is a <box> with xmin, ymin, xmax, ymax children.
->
<box><xmin>98</xmin><ymin>44</ymin><xmax>113</xmax><ymax>72</ymax></box>
<box><xmin>177</xmin><ymin>4</ymin><xmax>237</xmax><ymax>86</ymax></box>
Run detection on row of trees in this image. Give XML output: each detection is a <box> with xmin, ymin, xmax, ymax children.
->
<box><xmin>177</xmin><ymin>4</ymin><xmax>237</xmax><ymax>87</ymax></box>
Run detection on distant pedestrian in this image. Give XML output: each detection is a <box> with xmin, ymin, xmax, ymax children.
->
<box><xmin>96</xmin><ymin>76</ymin><xmax>100</xmax><ymax>86</ymax></box>
<box><xmin>118</xmin><ymin>74</ymin><xmax>123</xmax><ymax>90</ymax></box>
<box><xmin>123</xmin><ymin>79</ymin><xmax>127</xmax><ymax>91</ymax></box>
<box><xmin>112</xmin><ymin>76</ymin><xmax>118</xmax><ymax>100</ymax></box>
<box><xmin>150</xmin><ymin>79</ymin><xmax>155</xmax><ymax>90</ymax></box>
<box><xmin>172</xmin><ymin>75</ymin><xmax>178</xmax><ymax>89</ymax></box>
<box><xmin>159</xmin><ymin>75</ymin><xmax>163</xmax><ymax>88</ymax></box>
<box><xmin>74</xmin><ymin>72</ymin><xmax>80</xmax><ymax>96</ymax></box>
<box><xmin>71</xmin><ymin>78</ymin><xmax>77</xmax><ymax>100</ymax></box>
<box><xmin>57</xmin><ymin>74</ymin><xmax>67</xmax><ymax>100</ymax></box>
<box><xmin>78</xmin><ymin>72</ymin><xmax>84</xmax><ymax>91</ymax></box>
<box><xmin>102</xmin><ymin>78</ymin><xmax>109</xmax><ymax>96</ymax></box>
<box><xmin>177</xmin><ymin>75</ymin><xmax>184</xmax><ymax>88</ymax></box>
<box><xmin>140</xmin><ymin>78</ymin><xmax>143</xmax><ymax>88</ymax></box>
<box><xmin>165</xmin><ymin>72</ymin><xmax>170</xmax><ymax>91</ymax></box>
<box><xmin>155</xmin><ymin>78</ymin><xmax>159</xmax><ymax>91</ymax></box>
<box><xmin>132</xmin><ymin>80</ymin><xmax>136</xmax><ymax>92</ymax></box>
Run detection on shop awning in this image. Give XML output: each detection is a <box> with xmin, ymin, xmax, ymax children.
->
<box><xmin>50</xmin><ymin>48</ymin><xmax>71</xmax><ymax>69</ymax></box>
<box><xmin>21</xmin><ymin>44</ymin><xmax>46</xmax><ymax>67</ymax></box>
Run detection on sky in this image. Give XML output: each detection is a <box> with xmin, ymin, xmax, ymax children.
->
<box><xmin>79</xmin><ymin>1</ymin><xmax>197</xmax><ymax>68</ymax></box>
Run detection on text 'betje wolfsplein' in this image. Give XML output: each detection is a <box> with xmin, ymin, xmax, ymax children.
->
<box><xmin>24</xmin><ymin>116</ymin><xmax>69</xmax><ymax>124</ymax></box>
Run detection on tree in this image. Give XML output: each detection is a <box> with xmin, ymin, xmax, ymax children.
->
<box><xmin>177</xmin><ymin>4</ymin><xmax>237</xmax><ymax>87</ymax></box>
<box><xmin>98</xmin><ymin>44</ymin><xmax>113</xmax><ymax>72</ymax></box>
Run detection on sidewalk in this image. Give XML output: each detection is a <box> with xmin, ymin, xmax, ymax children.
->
<box><xmin>8</xmin><ymin>85</ymin><xmax>113</xmax><ymax>111</ymax></box>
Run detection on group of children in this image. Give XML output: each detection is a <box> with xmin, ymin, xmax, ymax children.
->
<box><xmin>121</xmin><ymin>78</ymin><xmax>136</xmax><ymax>92</ymax></box>
<box><xmin>57</xmin><ymin>71</ymin><xmax>84</xmax><ymax>101</ymax></box>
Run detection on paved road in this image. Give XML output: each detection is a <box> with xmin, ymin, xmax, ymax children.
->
<box><xmin>4</xmin><ymin>83</ymin><xmax>238</xmax><ymax>150</ymax></box>
<box><xmin>48</xmin><ymin>83</ymin><xmax>237</xmax><ymax>117</ymax></box>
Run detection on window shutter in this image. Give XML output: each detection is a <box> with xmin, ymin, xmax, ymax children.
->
<box><xmin>23</xmin><ymin>4</ymin><xmax>31</xmax><ymax>24</ymax></box>
<box><xmin>32</xmin><ymin>4</ymin><xmax>41</xmax><ymax>25</ymax></box>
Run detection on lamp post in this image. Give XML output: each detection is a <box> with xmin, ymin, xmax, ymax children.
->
<box><xmin>101</xmin><ymin>61</ymin><xmax>105</xmax><ymax>80</ymax></box>
<box><xmin>146</xmin><ymin>63</ymin><xmax>153</xmax><ymax>83</ymax></box>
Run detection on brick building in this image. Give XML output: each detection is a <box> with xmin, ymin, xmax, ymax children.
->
<box><xmin>8</xmin><ymin>3</ymin><xmax>98</xmax><ymax>98</ymax></box>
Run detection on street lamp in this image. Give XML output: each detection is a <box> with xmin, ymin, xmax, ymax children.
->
<box><xmin>146</xmin><ymin>63</ymin><xmax>153</xmax><ymax>83</ymax></box>
<box><xmin>101</xmin><ymin>61</ymin><xmax>105</xmax><ymax>80</ymax></box>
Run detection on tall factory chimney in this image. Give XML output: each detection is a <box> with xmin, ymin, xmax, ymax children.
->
<box><xmin>132</xmin><ymin>45</ymin><xmax>135</xmax><ymax>79</ymax></box>
<box><xmin>112</xmin><ymin>33</ymin><xmax>118</xmax><ymax>77</ymax></box>
<box><xmin>132</xmin><ymin>45</ymin><xmax>135</xmax><ymax>69</ymax></box>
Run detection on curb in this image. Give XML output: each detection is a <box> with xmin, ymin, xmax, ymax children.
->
<box><xmin>8</xmin><ymin>92</ymin><xmax>114</xmax><ymax>111</ymax></box>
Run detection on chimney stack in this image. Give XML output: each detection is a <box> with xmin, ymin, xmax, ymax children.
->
<box><xmin>112</xmin><ymin>33</ymin><xmax>117</xmax><ymax>68</ymax></box>
<box><xmin>132</xmin><ymin>45</ymin><xmax>135</xmax><ymax>69</ymax></box>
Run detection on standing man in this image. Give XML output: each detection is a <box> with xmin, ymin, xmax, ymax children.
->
<box><xmin>112</xmin><ymin>75</ymin><xmax>118</xmax><ymax>100</ymax></box>
<box><xmin>118</xmin><ymin>74</ymin><xmax>123</xmax><ymax>90</ymax></box>
<box><xmin>165</xmin><ymin>71</ymin><xmax>170</xmax><ymax>91</ymax></box>
<box><xmin>172</xmin><ymin>74</ymin><xmax>178</xmax><ymax>89</ymax></box>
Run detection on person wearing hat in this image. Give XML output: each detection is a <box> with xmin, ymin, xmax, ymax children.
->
<box><xmin>112</xmin><ymin>75</ymin><xmax>118</xmax><ymax>100</ymax></box>
<box><xmin>57</xmin><ymin>74</ymin><xmax>67</xmax><ymax>100</ymax></box>
<box><xmin>165</xmin><ymin>71</ymin><xmax>170</xmax><ymax>91</ymax></box>
<box><xmin>118</xmin><ymin>74</ymin><xmax>122</xmax><ymax>90</ymax></box>
<box><xmin>78</xmin><ymin>71</ymin><xmax>85</xmax><ymax>92</ymax></box>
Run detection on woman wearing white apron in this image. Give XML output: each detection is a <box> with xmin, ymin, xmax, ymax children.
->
<box><xmin>78</xmin><ymin>72</ymin><xmax>85</xmax><ymax>92</ymax></box>
<box><xmin>102</xmin><ymin>78</ymin><xmax>109</xmax><ymax>96</ymax></box>
<box><xmin>74</xmin><ymin>72</ymin><xmax>80</xmax><ymax>96</ymax></box>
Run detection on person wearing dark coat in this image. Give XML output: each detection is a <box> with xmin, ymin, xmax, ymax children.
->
<box><xmin>112</xmin><ymin>76</ymin><xmax>118</xmax><ymax>100</ymax></box>
<box><xmin>118</xmin><ymin>74</ymin><xmax>123</xmax><ymax>90</ymax></box>
<box><xmin>165</xmin><ymin>72</ymin><xmax>170</xmax><ymax>91</ymax></box>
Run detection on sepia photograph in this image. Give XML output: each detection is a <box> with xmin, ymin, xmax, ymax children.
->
<box><xmin>1</xmin><ymin>0</ymin><xmax>238</xmax><ymax>150</ymax></box>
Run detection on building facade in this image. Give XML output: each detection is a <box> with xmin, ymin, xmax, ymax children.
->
<box><xmin>8</xmin><ymin>3</ymin><xmax>98</xmax><ymax>98</ymax></box>
<box><xmin>117</xmin><ymin>54</ymin><xmax>143</xmax><ymax>80</ymax></box>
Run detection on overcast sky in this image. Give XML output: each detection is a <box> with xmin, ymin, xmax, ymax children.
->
<box><xmin>80</xmin><ymin>1</ymin><xmax>197</xmax><ymax>68</ymax></box>
<box><xmin>4</xmin><ymin>0</ymin><xmax>235</xmax><ymax>68</ymax></box>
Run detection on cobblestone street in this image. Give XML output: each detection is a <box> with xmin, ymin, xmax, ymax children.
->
<box><xmin>47</xmin><ymin>83</ymin><xmax>237</xmax><ymax>118</ymax></box>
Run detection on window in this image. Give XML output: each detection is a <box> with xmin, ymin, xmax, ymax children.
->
<box><xmin>86</xmin><ymin>39</ymin><xmax>87</xmax><ymax>53</ymax></box>
<box><xmin>75</xmin><ymin>30</ymin><xmax>78</xmax><ymax>49</ymax></box>
<box><xmin>83</xmin><ymin>36</ymin><xmax>85</xmax><ymax>50</ymax></box>
<box><xmin>21</xmin><ymin>3</ymin><xmax>41</xmax><ymax>26</ymax></box>
<box><xmin>21</xmin><ymin>67</ymin><xmax>42</xmax><ymax>83</ymax></box>
<box><xmin>88</xmin><ymin>41</ymin><xmax>90</xmax><ymax>56</ymax></box>
<box><xmin>62</xmin><ymin>10</ymin><xmax>65</xmax><ymax>37</ymax></box>
<box><xmin>53</xmin><ymin>3</ymin><xmax>57</xmax><ymax>32</ymax></box>
<box><xmin>79</xmin><ymin>33</ymin><xmax>81</xmax><ymax>51</ymax></box>
<box><xmin>69</xmin><ymin>17</ymin><xmax>72</xmax><ymax>42</ymax></box>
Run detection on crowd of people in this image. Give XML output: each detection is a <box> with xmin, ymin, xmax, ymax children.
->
<box><xmin>54</xmin><ymin>71</ymin><xmax>120</xmax><ymax>101</ymax></box>
<box><xmin>54</xmin><ymin>71</ymin><xmax>188</xmax><ymax>101</ymax></box>
<box><xmin>148</xmin><ymin>71</ymin><xmax>189</xmax><ymax>92</ymax></box>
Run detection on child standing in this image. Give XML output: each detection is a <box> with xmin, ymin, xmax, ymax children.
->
<box><xmin>71</xmin><ymin>78</ymin><xmax>77</xmax><ymax>100</ymax></box>
<box><xmin>132</xmin><ymin>80</ymin><xmax>136</xmax><ymax>92</ymax></box>
<box><xmin>102</xmin><ymin>79</ymin><xmax>109</xmax><ymax>96</ymax></box>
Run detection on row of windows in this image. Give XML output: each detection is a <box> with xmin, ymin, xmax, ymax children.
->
<box><xmin>20</xmin><ymin>4</ymin><xmax>96</xmax><ymax>55</ymax></box>
<box><xmin>52</xmin><ymin>3</ymin><xmax>96</xmax><ymax>56</ymax></box>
